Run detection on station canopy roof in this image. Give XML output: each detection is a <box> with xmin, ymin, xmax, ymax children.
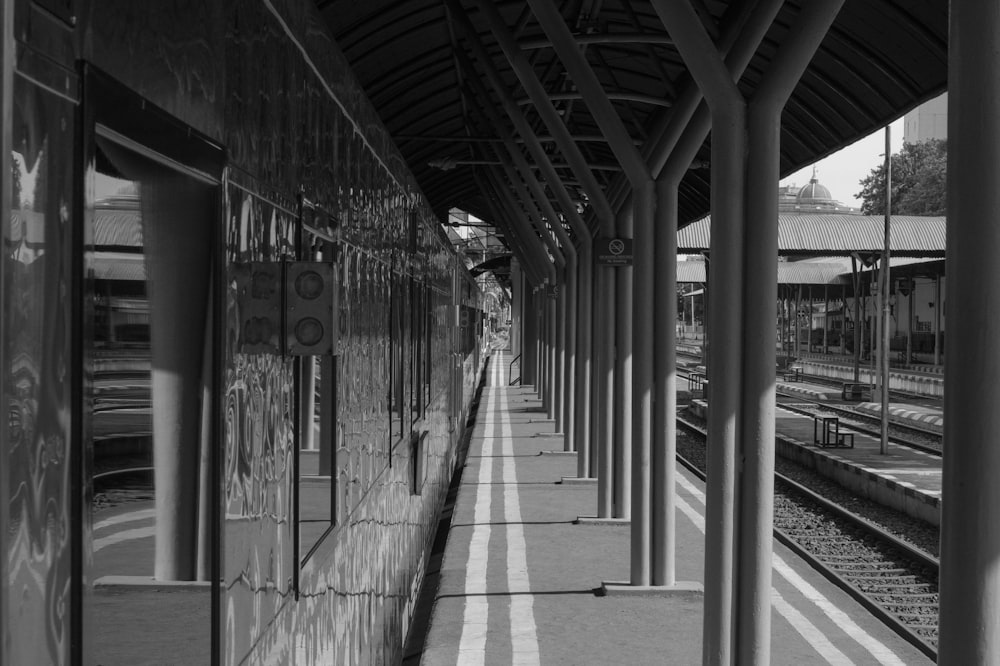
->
<box><xmin>318</xmin><ymin>1</ymin><xmax>948</xmax><ymax>240</ymax></box>
<box><xmin>677</xmin><ymin>214</ymin><xmax>946</xmax><ymax>258</ymax></box>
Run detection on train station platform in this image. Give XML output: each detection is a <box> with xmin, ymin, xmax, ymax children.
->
<box><xmin>408</xmin><ymin>351</ymin><xmax>934</xmax><ymax>665</ymax></box>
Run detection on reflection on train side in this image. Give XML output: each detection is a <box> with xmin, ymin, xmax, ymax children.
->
<box><xmin>87</xmin><ymin>136</ymin><xmax>215</xmax><ymax>664</ymax></box>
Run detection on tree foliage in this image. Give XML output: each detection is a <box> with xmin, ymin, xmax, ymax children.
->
<box><xmin>855</xmin><ymin>138</ymin><xmax>947</xmax><ymax>216</ymax></box>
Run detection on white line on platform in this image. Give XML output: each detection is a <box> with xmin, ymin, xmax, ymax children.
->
<box><xmin>499</xmin><ymin>354</ymin><xmax>540</xmax><ymax>664</ymax></box>
<box><xmin>94</xmin><ymin>508</ymin><xmax>156</xmax><ymax>532</ymax></box>
<box><xmin>457</xmin><ymin>358</ymin><xmax>498</xmax><ymax>664</ymax></box>
<box><xmin>94</xmin><ymin>526</ymin><xmax>156</xmax><ymax>552</ymax></box>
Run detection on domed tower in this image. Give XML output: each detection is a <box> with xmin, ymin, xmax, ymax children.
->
<box><xmin>777</xmin><ymin>167</ymin><xmax>860</xmax><ymax>214</ymax></box>
<box><xmin>796</xmin><ymin>167</ymin><xmax>835</xmax><ymax>209</ymax></box>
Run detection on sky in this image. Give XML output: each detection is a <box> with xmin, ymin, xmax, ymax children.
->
<box><xmin>779</xmin><ymin>117</ymin><xmax>905</xmax><ymax>209</ymax></box>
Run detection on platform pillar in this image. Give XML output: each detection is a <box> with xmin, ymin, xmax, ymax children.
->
<box><xmin>652</xmin><ymin>177</ymin><xmax>678</xmax><ymax>586</ymax></box>
<box><xmin>576</xmin><ymin>244</ymin><xmax>593</xmax><ymax>473</ymax></box>
<box><xmin>630</xmin><ymin>181</ymin><xmax>656</xmax><ymax>583</ymax></box>
<box><xmin>613</xmin><ymin>207</ymin><xmax>633</xmax><ymax>520</ymax></box>
<box><xmin>596</xmin><ymin>265</ymin><xmax>616</xmax><ymax>517</ymax></box>
<box><xmin>940</xmin><ymin>1</ymin><xmax>1000</xmax><ymax>662</ymax></box>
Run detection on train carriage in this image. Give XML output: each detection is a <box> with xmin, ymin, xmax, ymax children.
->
<box><xmin>1</xmin><ymin>1</ymin><xmax>487</xmax><ymax>663</ymax></box>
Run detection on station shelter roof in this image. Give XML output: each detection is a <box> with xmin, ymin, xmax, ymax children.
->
<box><xmin>677</xmin><ymin>214</ymin><xmax>946</xmax><ymax>258</ymax></box>
<box><xmin>317</xmin><ymin>1</ymin><xmax>948</xmax><ymax>247</ymax></box>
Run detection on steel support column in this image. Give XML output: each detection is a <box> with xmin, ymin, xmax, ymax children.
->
<box><xmin>538</xmin><ymin>289</ymin><xmax>547</xmax><ymax>401</ymax></box>
<box><xmin>630</xmin><ymin>181</ymin><xmax>656</xmax><ymax>583</ymax></box>
<box><xmin>596</xmin><ymin>265</ymin><xmax>616</xmax><ymax>516</ymax></box>
<box><xmin>576</xmin><ymin>245</ymin><xmax>593</xmax><ymax>473</ymax></box>
<box><xmin>653</xmin><ymin>177</ymin><xmax>678</xmax><ymax>586</ymax></box>
<box><xmin>511</xmin><ymin>260</ymin><xmax>522</xmax><ymax>360</ymax></box>
<box><xmin>614</xmin><ymin>208</ymin><xmax>633</xmax><ymax>520</ymax></box>
<box><xmin>940</xmin><ymin>1</ymin><xmax>1000</xmax><ymax>662</ymax></box>
<box><xmin>657</xmin><ymin>2</ymin><xmax>843</xmax><ymax>661</ymax></box>
<box><xmin>654</xmin><ymin>7</ymin><xmax>746</xmax><ymax>657</ymax></box>
<box><xmin>650</xmin><ymin>119</ymin><xmax>711</xmax><ymax>587</ymax></box>
<box><xmin>741</xmin><ymin>7</ymin><xmax>845</xmax><ymax>656</ymax></box>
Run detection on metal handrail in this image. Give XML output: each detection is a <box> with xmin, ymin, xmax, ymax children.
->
<box><xmin>508</xmin><ymin>353</ymin><xmax>521</xmax><ymax>386</ymax></box>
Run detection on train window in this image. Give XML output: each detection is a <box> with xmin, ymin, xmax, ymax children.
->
<box><xmin>390</xmin><ymin>271</ymin><xmax>405</xmax><ymax>442</ymax></box>
<box><xmin>86</xmin><ymin>127</ymin><xmax>219</xmax><ymax>662</ymax></box>
<box><xmin>297</xmin><ymin>235</ymin><xmax>336</xmax><ymax>563</ymax></box>
<box><xmin>410</xmin><ymin>276</ymin><xmax>421</xmax><ymax>422</ymax></box>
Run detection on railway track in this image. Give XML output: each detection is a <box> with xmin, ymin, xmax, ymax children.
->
<box><xmin>676</xmin><ymin>416</ymin><xmax>939</xmax><ymax>660</ymax></box>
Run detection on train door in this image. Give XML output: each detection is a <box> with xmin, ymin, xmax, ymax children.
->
<box><xmin>81</xmin><ymin>69</ymin><xmax>224</xmax><ymax>664</ymax></box>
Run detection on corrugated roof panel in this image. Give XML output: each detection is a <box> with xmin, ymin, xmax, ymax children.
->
<box><xmin>93</xmin><ymin>253</ymin><xmax>146</xmax><ymax>281</ymax></box>
<box><xmin>94</xmin><ymin>210</ymin><xmax>143</xmax><ymax>247</ymax></box>
<box><xmin>677</xmin><ymin>214</ymin><xmax>945</xmax><ymax>256</ymax></box>
<box><xmin>777</xmin><ymin>262</ymin><xmax>851</xmax><ymax>285</ymax></box>
<box><xmin>676</xmin><ymin>260</ymin><xmax>706</xmax><ymax>283</ymax></box>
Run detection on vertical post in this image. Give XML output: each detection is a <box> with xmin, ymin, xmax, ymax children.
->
<box><xmin>555</xmin><ymin>273</ymin><xmax>566</xmax><ymax>430</ymax></box>
<box><xmin>906</xmin><ymin>280</ymin><xmax>913</xmax><ymax>363</ymax></box>
<box><xmin>614</xmin><ymin>208</ymin><xmax>634</xmax><ymax>520</ymax></box>
<box><xmin>630</xmin><ymin>181</ymin><xmax>655</xmax><ymax>584</ymax></box>
<box><xmin>880</xmin><ymin>126</ymin><xmax>892</xmax><ymax>455</ymax></box>
<box><xmin>521</xmin><ymin>288</ymin><xmax>531</xmax><ymax>385</ymax></box>
<box><xmin>940</xmin><ymin>1</ymin><xmax>1000</xmax><ymax>661</ymax></box>
<box><xmin>596</xmin><ymin>265</ymin><xmax>616</xmax><ymax>517</ymax></box>
<box><xmin>933</xmin><ymin>275</ymin><xmax>941</xmax><ymax>366</ymax></box>
<box><xmin>547</xmin><ymin>289</ymin><xmax>558</xmax><ymax>420</ymax></box>
<box><xmin>576</xmin><ymin>244</ymin><xmax>594</xmax><ymax>476</ymax></box>
<box><xmin>511</xmin><ymin>261</ymin><xmax>522</xmax><ymax>359</ymax></box>
<box><xmin>852</xmin><ymin>258</ymin><xmax>862</xmax><ymax>380</ymax></box>
<box><xmin>823</xmin><ymin>284</ymin><xmax>830</xmax><ymax>354</ymax></box>
<box><xmin>794</xmin><ymin>285</ymin><xmax>802</xmax><ymax>358</ymax></box>
<box><xmin>563</xmin><ymin>257</ymin><xmax>577</xmax><ymax>450</ymax></box>
<box><xmin>538</xmin><ymin>289</ymin><xmax>546</xmax><ymax>400</ymax></box>
<box><xmin>808</xmin><ymin>285</ymin><xmax>813</xmax><ymax>352</ymax></box>
<box><xmin>652</xmin><ymin>177</ymin><xmax>678</xmax><ymax>586</ymax></box>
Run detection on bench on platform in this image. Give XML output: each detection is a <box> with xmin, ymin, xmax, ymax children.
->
<box><xmin>782</xmin><ymin>367</ymin><xmax>802</xmax><ymax>382</ymax></box>
<box><xmin>841</xmin><ymin>382</ymin><xmax>871</xmax><ymax>400</ymax></box>
<box><xmin>688</xmin><ymin>372</ymin><xmax>707</xmax><ymax>397</ymax></box>
<box><xmin>813</xmin><ymin>413</ymin><xmax>840</xmax><ymax>446</ymax></box>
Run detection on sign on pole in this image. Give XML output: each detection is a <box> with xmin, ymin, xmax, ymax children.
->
<box><xmin>596</xmin><ymin>237</ymin><xmax>633</xmax><ymax>266</ymax></box>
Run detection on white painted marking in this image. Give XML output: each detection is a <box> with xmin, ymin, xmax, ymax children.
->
<box><xmin>94</xmin><ymin>526</ymin><xmax>156</xmax><ymax>552</ymax></box>
<box><xmin>771</xmin><ymin>557</ymin><xmax>907</xmax><ymax>666</ymax></box>
<box><xmin>875</xmin><ymin>469</ymin><xmax>941</xmax><ymax>475</ymax></box>
<box><xmin>94</xmin><ymin>508</ymin><xmax>156</xmax><ymax>532</ymax></box>
<box><xmin>499</xmin><ymin>354</ymin><xmax>540</xmax><ymax>664</ymax></box>
<box><xmin>675</xmin><ymin>473</ymin><xmax>907</xmax><ymax>666</ymax></box>
<box><xmin>457</xmin><ymin>357</ymin><xmax>498</xmax><ymax>664</ymax></box>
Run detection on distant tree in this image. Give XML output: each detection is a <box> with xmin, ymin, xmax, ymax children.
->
<box><xmin>855</xmin><ymin>138</ymin><xmax>947</xmax><ymax>216</ymax></box>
